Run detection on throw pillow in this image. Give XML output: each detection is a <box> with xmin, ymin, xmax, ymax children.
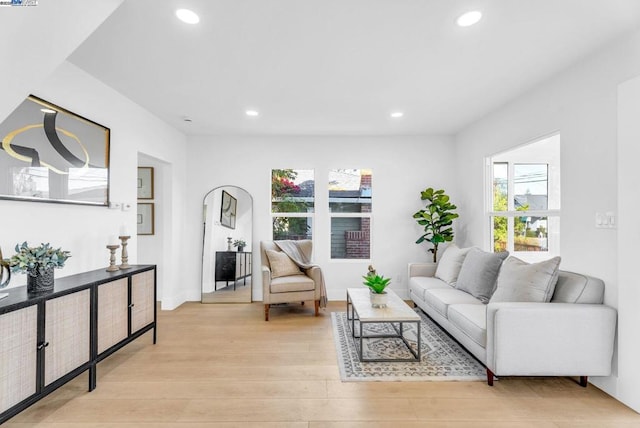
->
<box><xmin>456</xmin><ymin>248</ymin><xmax>509</xmax><ymax>303</ymax></box>
<box><xmin>265</xmin><ymin>250</ymin><xmax>302</xmax><ymax>278</ymax></box>
<box><xmin>489</xmin><ymin>256</ymin><xmax>562</xmax><ymax>303</ymax></box>
<box><xmin>434</xmin><ymin>244</ymin><xmax>472</xmax><ymax>286</ymax></box>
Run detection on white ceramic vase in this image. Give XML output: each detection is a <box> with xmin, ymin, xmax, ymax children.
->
<box><xmin>370</xmin><ymin>290</ymin><xmax>388</xmax><ymax>308</ymax></box>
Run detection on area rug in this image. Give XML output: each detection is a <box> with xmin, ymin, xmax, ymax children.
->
<box><xmin>331</xmin><ymin>309</ymin><xmax>486</xmax><ymax>381</ymax></box>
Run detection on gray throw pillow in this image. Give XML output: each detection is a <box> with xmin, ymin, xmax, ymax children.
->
<box><xmin>456</xmin><ymin>248</ymin><xmax>509</xmax><ymax>303</ymax></box>
<box><xmin>489</xmin><ymin>256</ymin><xmax>562</xmax><ymax>303</ymax></box>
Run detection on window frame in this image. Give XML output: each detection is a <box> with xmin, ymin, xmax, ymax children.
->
<box><xmin>270</xmin><ymin>169</ymin><xmax>315</xmax><ymax>242</ymax></box>
<box><xmin>485</xmin><ymin>134</ymin><xmax>561</xmax><ymax>260</ymax></box>
<box><xmin>328</xmin><ymin>168</ymin><xmax>372</xmax><ymax>261</ymax></box>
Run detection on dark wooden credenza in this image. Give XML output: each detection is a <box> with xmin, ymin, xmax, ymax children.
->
<box><xmin>0</xmin><ymin>265</ymin><xmax>156</xmax><ymax>424</ymax></box>
<box><xmin>215</xmin><ymin>251</ymin><xmax>251</xmax><ymax>290</ymax></box>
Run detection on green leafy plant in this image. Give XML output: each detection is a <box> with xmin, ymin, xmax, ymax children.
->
<box><xmin>233</xmin><ymin>239</ymin><xmax>247</xmax><ymax>248</ymax></box>
<box><xmin>413</xmin><ymin>188</ymin><xmax>459</xmax><ymax>262</ymax></box>
<box><xmin>9</xmin><ymin>242</ymin><xmax>71</xmax><ymax>276</ymax></box>
<box><xmin>362</xmin><ymin>266</ymin><xmax>391</xmax><ymax>294</ymax></box>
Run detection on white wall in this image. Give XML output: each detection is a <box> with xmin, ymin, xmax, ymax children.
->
<box><xmin>0</xmin><ymin>0</ymin><xmax>123</xmax><ymax>123</ymax></box>
<box><xmin>0</xmin><ymin>61</ymin><xmax>188</xmax><ymax>310</ymax></box>
<box><xmin>185</xmin><ymin>135</ymin><xmax>457</xmax><ymax>302</ymax></box>
<box><xmin>617</xmin><ymin>74</ymin><xmax>640</xmax><ymax>412</ymax></box>
<box><xmin>454</xmin><ymin>29</ymin><xmax>640</xmax><ymax>406</ymax></box>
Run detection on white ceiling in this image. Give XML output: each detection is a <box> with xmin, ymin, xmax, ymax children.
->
<box><xmin>67</xmin><ymin>0</ymin><xmax>640</xmax><ymax>136</ymax></box>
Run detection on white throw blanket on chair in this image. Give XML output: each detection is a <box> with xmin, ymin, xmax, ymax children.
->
<box><xmin>274</xmin><ymin>240</ymin><xmax>328</xmax><ymax>308</ymax></box>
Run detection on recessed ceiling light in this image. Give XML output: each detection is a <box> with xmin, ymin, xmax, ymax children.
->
<box><xmin>390</xmin><ymin>112</ymin><xmax>404</xmax><ymax>118</ymax></box>
<box><xmin>176</xmin><ymin>9</ymin><xmax>199</xmax><ymax>24</ymax></box>
<box><xmin>245</xmin><ymin>110</ymin><xmax>259</xmax><ymax>117</ymax></box>
<box><xmin>40</xmin><ymin>108</ymin><xmax>56</xmax><ymax>114</ymax></box>
<box><xmin>456</xmin><ymin>10</ymin><xmax>482</xmax><ymax>27</ymax></box>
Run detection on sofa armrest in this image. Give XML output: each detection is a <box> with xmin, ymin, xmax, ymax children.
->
<box><xmin>261</xmin><ymin>266</ymin><xmax>272</xmax><ymax>303</ymax></box>
<box><xmin>408</xmin><ymin>262</ymin><xmax>437</xmax><ymax>278</ymax></box>
<box><xmin>486</xmin><ymin>302</ymin><xmax>617</xmax><ymax>376</ymax></box>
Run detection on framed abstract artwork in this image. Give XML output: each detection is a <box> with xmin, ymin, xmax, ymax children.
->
<box><xmin>137</xmin><ymin>167</ymin><xmax>154</xmax><ymax>199</ymax></box>
<box><xmin>137</xmin><ymin>203</ymin><xmax>155</xmax><ymax>235</ymax></box>
<box><xmin>0</xmin><ymin>95</ymin><xmax>110</xmax><ymax>206</ymax></box>
<box><xmin>220</xmin><ymin>190</ymin><xmax>237</xmax><ymax>229</ymax></box>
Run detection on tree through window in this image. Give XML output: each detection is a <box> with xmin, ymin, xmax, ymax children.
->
<box><xmin>271</xmin><ymin>169</ymin><xmax>314</xmax><ymax>241</ymax></box>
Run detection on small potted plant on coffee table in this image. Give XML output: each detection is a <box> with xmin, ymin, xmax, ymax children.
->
<box><xmin>362</xmin><ymin>265</ymin><xmax>391</xmax><ymax>308</ymax></box>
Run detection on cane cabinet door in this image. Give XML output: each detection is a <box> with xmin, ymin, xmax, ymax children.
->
<box><xmin>44</xmin><ymin>290</ymin><xmax>90</xmax><ymax>386</ymax></box>
<box><xmin>97</xmin><ymin>278</ymin><xmax>129</xmax><ymax>354</ymax></box>
<box><xmin>131</xmin><ymin>270</ymin><xmax>154</xmax><ymax>334</ymax></box>
<box><xmin>0</xmin><ymin>305</ymin><xmax>38</xmax><ymax>413</ymax></box>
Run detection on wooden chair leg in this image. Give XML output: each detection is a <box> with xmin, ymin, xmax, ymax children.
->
<box><xmin>264</xmin><ymin>304</ymin><xmax>270</xmax><ymax>321</ymax></box>
<box><xmin>314</xmin><ymin>300</ymin><xmax>319</xmax><ymax>316</ymax></box>
<box><xmin>579</xmin><ymin>376</ymin><xmax>588</xmax><ymax>387</ymax></box>
<box><xmin>486</xmin><ymin>368</ymin><xmax>494</xmax><ymax>386</ymax></box>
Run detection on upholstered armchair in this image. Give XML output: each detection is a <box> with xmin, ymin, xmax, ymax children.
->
<box><xmin>260</xmin><ymin>240</ymin><xmax>323</xmax><ymax>321</ymax></box>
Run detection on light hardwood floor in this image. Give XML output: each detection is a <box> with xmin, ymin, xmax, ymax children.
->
<box><xmin>5</xmin><ymin>301</ymin><xmax>640</xmax><ymax>427</ymax></box>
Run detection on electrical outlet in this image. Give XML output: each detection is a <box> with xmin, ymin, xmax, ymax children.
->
<box><xmin>109</xmin><ymin>202</ymin><xmax>122</xmax><ymax>210</ymax></box>
<box><xmin>121</xmin><ymin>203</ymin><xmax>132</xmax><ymax>212</ymax></box>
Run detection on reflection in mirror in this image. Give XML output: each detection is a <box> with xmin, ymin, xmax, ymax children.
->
<box><xmin>201</xmin><ymin>186</ymin><xmax>253</xmax><ymax>303</ymax></box>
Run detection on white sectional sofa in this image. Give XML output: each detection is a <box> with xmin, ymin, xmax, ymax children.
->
<box><xmin>408</xmin><ymin>247</ymin><xmax>617</xmax><ymax>386</ymax></box>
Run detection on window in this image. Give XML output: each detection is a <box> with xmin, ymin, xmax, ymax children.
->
<box><xmin>329</xmin><ymin>169</ymin><xmax>372</xmax><ymax>259</ymax></box>
<box><xmin>488</xmin><ymin>134</ymin><xmax>560</xmax><ymax>259</ymax></box>
<box><xmin>271</xmin><ymin>169</ymin><xmax>314</xmax><ymax>240</ymax></box>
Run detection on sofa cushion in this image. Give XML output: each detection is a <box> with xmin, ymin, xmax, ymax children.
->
<box><xmin>448</xmin><ymin>304</ymin><xmax>487</xmax><ymax>347</ymax></box>
<box><xmin>409</xmin><ymin>276</ymin><xmax>451</xmax><ymax>301</ymax></box>
<box><xmin>434</xmin><ymin>244</ymin><xmax>472</xmax><ymax>286</ymax></box>
<box><xmin>551</xmin><ymin>271</ymin><xmax>605</xmax><ymax>304</ymax></box>
<box><xmin>490</xmin><ymin>256</ymin><xmax>561</xmax><ymax>303</ymax></box>
<box><xmin>456</xmin><ymin>248</ymin><xmax>509</xmax><ymax>303</ymax></box>
<box><xmin>270</xmin><ymin>274</ymin><xmax>315</xmax><ymax>293</ymax></box>
<box><xmin>265</xmin><ymin>250</ymin><xmax>302</xmax><ymax>278</ymax></box>
<box><xmin>424</xmin><ymin>288</ymin><xmax>484</xmax><ymax>318</ymax></box>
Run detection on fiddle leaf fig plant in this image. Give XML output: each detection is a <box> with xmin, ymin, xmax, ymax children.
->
<box><xmin>413</xmin><ymin>187</ymin><xmax>459</xmax><ymax>263</ymax></box>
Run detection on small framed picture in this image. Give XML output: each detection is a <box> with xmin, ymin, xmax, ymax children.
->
<box><xmin>220</xmin><ymin>190</ymin><xmax>237</xmax><ymax>229</ymax></box>
<box><xmin>137</xmin><ymin>203</ymin><xmax>155</xmax><ymax>235</ymax></box>
<box><xmin>137</xmin><ymin>167</ymin><xmax>154</xmax><ymax>199</ymax></box>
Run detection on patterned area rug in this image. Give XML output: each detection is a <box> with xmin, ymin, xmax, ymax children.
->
<box><xmin>331</xmin><ymin>309</ymin><xmax>486</xmax><ymax>381</ymax></box>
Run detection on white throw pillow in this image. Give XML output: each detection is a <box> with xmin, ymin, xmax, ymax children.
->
<box><xmin>434</xmin><ymin>244</ymin><xmax>472</xmax><ymax>286</ymax></box>
<box><xmin>265</xmin><ymin>250</ymin><xmax>303</xmax><ymax>279</ymax></box>
<box><xmin>490</xmin><ymin>256</ymin><xmax>562</xmax><ymax>303</ymax></box>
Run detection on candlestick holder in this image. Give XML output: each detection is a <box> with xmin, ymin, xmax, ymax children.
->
<box><xmin>106</xmin><ymin>244</ymin><xmax>120</xmax><ymax>272</ymax></box>
<box><xmin>119</xmin><ymin>235</ymin><xmax>131</xmax><ymax>269</ymax></box>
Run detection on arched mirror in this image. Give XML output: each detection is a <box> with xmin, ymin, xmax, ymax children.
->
<box><xmin>201</xmin><ymin>186</ymin><xmax>253</xmax><ymax>303</ymax></box>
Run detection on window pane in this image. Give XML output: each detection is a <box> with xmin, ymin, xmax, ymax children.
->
<box><xmin>493</xmin><ymin>216</ymin><xmax>507</xmax><ymax>252</ymax></box>
<box><xmin>514</xmin><ymin>216</ymin><xmax>548</xmax><ymax>252</ymax></box>
<box><xmin>328</xmin><ymin>169</ymin><xmax>371</xmax><ymax>213</ymax></box>
<box><xmin>271</xmin><ymin>169</ymin><xmax>314</xmax><ymax>213</ymax></box>
<box><xmin>331</xmin><ymin>217</ymin><xmax>370</xmax><ymax>259</ymax></box>
<box><xmin>492</xmin><ymin>163</ymin><xmax>507</xmax><ymax>211</ymax></box>
<box><xmin>514</xmin><ymin>164</ymin><xmax>548</xmax><ymax>210</ymax></box>
<box><xmin>272</xmin><ymin>217</ymin><xmax>312</xmax><ymax>241</ymax></box>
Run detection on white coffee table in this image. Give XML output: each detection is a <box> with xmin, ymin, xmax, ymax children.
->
<box><xmin>346</xmin><ymin>288</ymin><xmax>421</xmax><ymax>362</ymax></box>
